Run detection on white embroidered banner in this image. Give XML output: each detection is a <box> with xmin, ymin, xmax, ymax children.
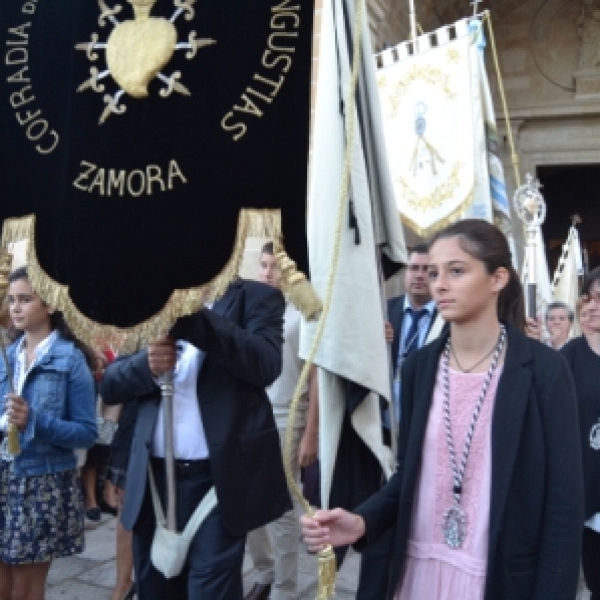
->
<box><xmin>377</xmin><ymin>20</ymin><xmax>485</xmax><ymax>236</ymax></box>
<box><xmin>552</xmin><ymin>225</ymin><xmax>583</xmax><ymax>315</ymax></box>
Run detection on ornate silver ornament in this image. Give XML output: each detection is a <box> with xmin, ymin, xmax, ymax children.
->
<box><xmin>513</xmin><ymin>173</ymin><xmax>547</xmax><ymax>228</ymax></box>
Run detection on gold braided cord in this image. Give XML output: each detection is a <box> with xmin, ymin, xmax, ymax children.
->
<box><xmin>0</xmin><ymin>209</ymin><xmax>288</xmax><ymax>354</ymax></box>
<box><xmin>481</xmin><ymin>10</ymin><xmax>521</xmax><ymax>190</ymax></box>
<box><xmin>283</xmin><ymin>0</ymin><xmax>366</xmax><ymax>597</ymax></box>
<box><xmin>275</xmin><ymin>251</ymin><xmax>322</xmax><ymax>321</ymax></box>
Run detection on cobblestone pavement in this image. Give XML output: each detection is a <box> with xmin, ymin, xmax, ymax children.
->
<box><xmin>46</xmin><ymin>514</ymin><xmax>591</xmax><ymax>599</ymax></box>
<box><xmin>46</xmin><ymin>514</ymin><xmax>359</xmax><ymax>599</ymax></box>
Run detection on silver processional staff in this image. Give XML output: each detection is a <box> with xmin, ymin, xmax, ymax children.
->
<box><xmin>513</xmin><ymin>173</ymin><xmax>547</xmax><ymax>319</ymax></box>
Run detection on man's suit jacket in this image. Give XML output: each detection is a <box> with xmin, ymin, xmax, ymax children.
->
<box><xmin>355</xmin><ymin>323</ymin><xmax>584</xmax><ymax>600</ymax></box>
<box><xmin>101</xmin><ymin>279</ymin><xmax>292</xmax><ymax>536</ymax></box>
<box><xmin>387</xmin><ymin>294</ymin><xmax>438</xmax><ymax>367</ymax></box>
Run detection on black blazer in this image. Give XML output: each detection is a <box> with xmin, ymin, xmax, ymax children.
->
<box><xmin>561</xmin><ymin>336</ymin><xmax>600</xmax><ymax>521</ymax></box>
<box><xmin>101</xmin><ymin>279</ymin><xmax>292</xmax><ymax>535</ymax></box>
<box><xmin>387</xmin><ymin>294</ymin><xmax>438</xmax><ymax>367</ymax></box>
<box><xmin>355</xmin><ymin>323</ymin><xmax>584</xmax><ymax>600</ymax></box>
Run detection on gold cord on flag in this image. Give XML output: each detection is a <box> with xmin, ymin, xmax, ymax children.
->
<box><xmin>282</xmin><ymin>0</ymin><xmax>366</xmax><ymax>597</ymax></box>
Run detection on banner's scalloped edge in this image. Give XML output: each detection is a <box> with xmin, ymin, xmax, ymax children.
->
<box><xmin>1</xmin><ymin>209</ymin><xmax>283</xmax><ymax>354</ymax></box>
<box><xmin>399</xmin><ymin>187</ymin><xmax>475</xmax><ymax>239</ymax></box>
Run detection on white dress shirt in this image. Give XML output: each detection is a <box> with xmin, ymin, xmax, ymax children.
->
<box><xmin>266</xmin><ymin>303</ymin><xmax>307</xmax><ymax>429</ymax></box>
<box><xmin>397</xmin><ymin>296</ymin><xmax>436</xmax><ymax>354</ymax></box>
<box><xmin>151</xmin><ymin>341</ymin><xmax>209</xmax><ymax>460</ymax></box>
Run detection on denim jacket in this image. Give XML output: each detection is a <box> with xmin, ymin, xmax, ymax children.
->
<box><xmin>0</xmin><ymin>333</ymin><xmax>97</xmax><ymax>477</ymax></box>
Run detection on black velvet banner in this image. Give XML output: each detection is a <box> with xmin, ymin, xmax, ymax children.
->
<box><xmin>1</xmin><ymin>0</ymin><xmax>312</xmax><ymax>327</ymax></box>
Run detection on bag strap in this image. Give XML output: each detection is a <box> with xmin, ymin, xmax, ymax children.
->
<box><xmin>147</xmin><ymin>465</ymin><xmax>217</xmax><ymax>540</ymax></box>
<box><xmin>148</xmin><ymin>465</ymin><xmax>167</xmax><ymax>527</ymax></box>
<box><xmin>181</xmin><ymin>487</ymin><xmax>217</xmax><ymax>540</ymax></box>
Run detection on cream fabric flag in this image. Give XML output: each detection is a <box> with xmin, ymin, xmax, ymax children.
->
<box><xmin>377</xmin><ymin>20</ymin><xmax>480</xmax><ymax>237</ymax></box>
<box><xmin>300</xmin><ymin>0</ymin><xmax>406</xmax><ymax>506</ymax></box>
<box><xmin>552</xmin><ymin>225</ymin><xmax>583</xmax><ymax>330</ymax></box>
<box><xmin>521</xmin><ymin>226</ymin><xmax>553</xmax><ymax>319</ymax></box>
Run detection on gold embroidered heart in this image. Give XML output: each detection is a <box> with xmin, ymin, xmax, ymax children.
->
<box><xmin>107</xmin><ymin>18</ymin><xmax>177</xmax><ymax>99</ymax></box>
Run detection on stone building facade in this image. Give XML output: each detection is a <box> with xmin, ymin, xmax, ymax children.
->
<box><xmin>311</xmin><ymin>0</ymin><xmax>600</xmax><ymax>270</ymax></box>
<box><xmin>368</xmin><ymin>0</ymin><xmax>600</xmax><ymax>267</ymax></box>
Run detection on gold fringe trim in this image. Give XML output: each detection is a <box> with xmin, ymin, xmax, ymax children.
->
<box><xmin>0</xmin><ymin>209</ymin><xmax>317</xmax><ymax>354</ymax></box>
<box><xmin>399</xmin><ymin>186</ymin><xmax>475</xmax><ymax>239</ymax></box>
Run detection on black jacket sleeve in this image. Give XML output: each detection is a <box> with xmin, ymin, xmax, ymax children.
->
<box><xmin>100</xmin><ymin>351</ymin><xmax>158</xmax><ymax>406</ymax></box>
<box><xmin>169</xmin><ymin>281</ymin><xmax>284</xmax><ymax>388</ymax></box>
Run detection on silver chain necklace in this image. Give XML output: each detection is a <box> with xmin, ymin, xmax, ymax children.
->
<box><xmin>441</xmin><ymin>324</ymin><xmax>506</xmax><ymax>549</ymax></box>
<box><xmin>450</xmin><ymin>343</ymin><xmax>496</xmax><ymax>373</ymax></box>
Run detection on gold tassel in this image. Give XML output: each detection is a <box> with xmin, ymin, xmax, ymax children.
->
<box><xmin>0</xmin><ymin>249</ymin><xmax>21</xmax><ymax>456</ymax></box>
<box><xmin>275</xmin><ymin>251</ymin><xmax>322</xmax><ymax>321</ymax></box>
<box><xmin>316</xmin><ymin>544</ymin><xmax>336</xmax><ymax>600</ymax></box>
<box><xmin>6</xmin><ymin>425</ymin><xmax>21</xmax><ymax>456</ymax></box>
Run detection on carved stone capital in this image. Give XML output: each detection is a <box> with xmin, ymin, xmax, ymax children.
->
<box><xmin>496</xmin><ymin>118</ymin><xmax>526</xmax><ymax>147</ymax></box>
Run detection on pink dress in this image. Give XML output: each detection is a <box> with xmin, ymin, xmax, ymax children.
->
<box><xmin>395</xmin><ymin>360</ymin><xmax>503</xmax><ymax>600</ymax></box>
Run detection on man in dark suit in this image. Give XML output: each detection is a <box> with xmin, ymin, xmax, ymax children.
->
<box><xmin>357</xmin><ymin>243</ymin><xmax>438</xmax><ymax>600</ymax></box>
<box><xmin>384</xmin><ymin>243</ymin><xmax>438</xmax><ymax>441</ymax></box>
<box><xmin>100</xmin><ymin>279</ymin><xmax>291</xmax><ymax>599</ymax></box>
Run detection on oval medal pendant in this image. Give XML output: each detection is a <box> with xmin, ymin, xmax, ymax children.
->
<box><xmin>590</xmin><ymin>420</ymin><xmax>600</xmax><ymax>451</ymax></box>
<box><xmin>443</xmin><ymin>505</ymin><xmax>467</xmax><ymax>549</ymax></box>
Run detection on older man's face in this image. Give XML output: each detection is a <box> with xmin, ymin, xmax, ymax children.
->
<box><xmin>546</xmin><ymin>307</ymin><xmax>571</xmax><ymax>342</ymax></box>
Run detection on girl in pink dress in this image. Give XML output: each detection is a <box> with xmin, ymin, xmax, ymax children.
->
<box><xmin>301</xmin><ymin>219</ymin><xmax>583</xmax><ymax>600</ymax></box>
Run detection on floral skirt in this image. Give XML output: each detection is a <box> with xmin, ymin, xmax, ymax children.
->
<box><xmin>0</xmin><ymin>462</ymin><xmax>85</xmax><ymax>564</ymax></box>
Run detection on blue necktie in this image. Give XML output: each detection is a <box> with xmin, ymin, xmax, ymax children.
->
<box><xmin>388</xmin><ymin>308</ymin><xmax>428</xmax><ymax>429</ymax></box>
<box><xmin>403</xmin><ymin>308</ymin><xmax>428</xmax><ymax>356</ymax></box>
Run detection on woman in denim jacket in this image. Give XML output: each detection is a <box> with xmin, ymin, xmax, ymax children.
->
<box><xmin>0</xmin><ymin>267</ymin><xmax>96</xmax><ymax>600</ymax></box>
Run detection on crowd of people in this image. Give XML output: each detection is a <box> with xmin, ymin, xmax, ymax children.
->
<box><xmin>1</xmin><ymin>219</ymin><xmax>599</xmax><ymax>600</ymax></box>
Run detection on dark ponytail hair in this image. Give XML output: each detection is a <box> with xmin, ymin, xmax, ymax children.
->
<box><xmin>430</xmin><ymin>219</ymin><xmax>526</xmax><ymax>331</ymax></box>
<box><xmin>7</xmin><ymin>266</ymin><xmax>96</xmax><ymax>369</ymax></box>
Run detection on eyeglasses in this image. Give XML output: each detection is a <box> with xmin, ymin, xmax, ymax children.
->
<box><xmin>582</xmin><ymin>292</ymin><xmax>600</xmax><ymax>304</ymax></box>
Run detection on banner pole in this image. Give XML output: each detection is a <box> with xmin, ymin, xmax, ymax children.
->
<box><xmin>408</xmin><ymin>0</ymin><xmax>417</xmax><ymax>44</ymax></box>
<box><xmin>160</xmin><ymin>371</ymin><xmax>177</xmax><ymax>532</ymax></box>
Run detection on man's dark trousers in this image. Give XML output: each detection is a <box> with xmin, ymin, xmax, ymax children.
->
<box><xmin>133</xmin><ymin>460</ymin><xmax>246</xmax><ymax>600</ymax></box>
